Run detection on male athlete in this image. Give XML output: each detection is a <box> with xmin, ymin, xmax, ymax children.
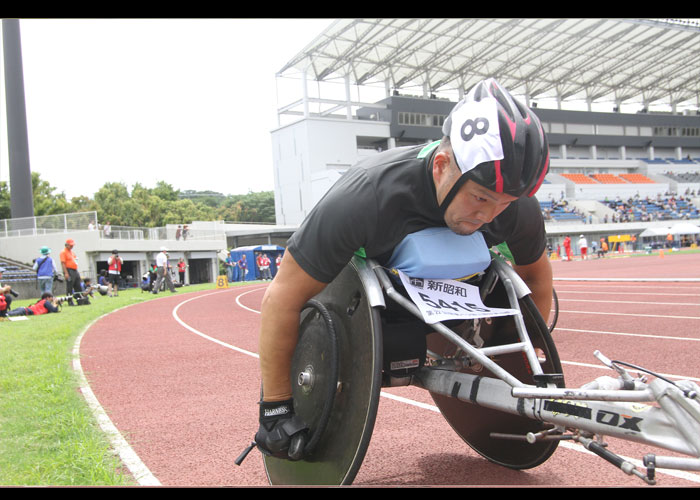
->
<box><xmin>250</xmin><ymin>78</ymin><xmax>552</xmax><ymax>462</ymax></box>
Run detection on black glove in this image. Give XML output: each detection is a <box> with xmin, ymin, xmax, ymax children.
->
<box><xmin>235</xmin><ymin>398</ymin><xmax>308</xmax><ymax>465</ymax></box>
<box><xmin>255</xmin><ymin>399</ymin><xmax>308</xmax><ymax>460</ymax></box>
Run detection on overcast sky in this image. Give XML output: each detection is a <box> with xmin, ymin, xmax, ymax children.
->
<box><xmin>1</xmin><ymin>18</ymin><xmax>333</xmax><ymax>200</ymax></box>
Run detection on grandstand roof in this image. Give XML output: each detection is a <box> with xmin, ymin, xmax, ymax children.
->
<box><xmin>278</xmin><ymin>18</ymin><xmax>700</xmax><ymax>111</ymax></box>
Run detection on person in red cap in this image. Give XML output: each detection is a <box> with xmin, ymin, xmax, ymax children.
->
<box><xmin>60</xmin><ymin>238</ymin><xmax>82</xmax><ymax>295</ymax></box>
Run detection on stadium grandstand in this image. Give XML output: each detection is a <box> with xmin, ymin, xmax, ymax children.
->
<box><xmin>270</xmin><ymin>18</ymin><xmax>700</xmax><ymax>255</ymax></box>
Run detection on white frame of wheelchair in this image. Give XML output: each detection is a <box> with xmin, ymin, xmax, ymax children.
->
<box><xmin>364</xmin><ymin>256</ymin><xmax>700</xmax><ymax>484</ymax></box>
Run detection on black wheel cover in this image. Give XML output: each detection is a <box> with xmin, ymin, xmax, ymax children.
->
<box><xmin>263</xmin><ymin>261</ymin><xmax>383</xmax><ymax>485</ymax></box>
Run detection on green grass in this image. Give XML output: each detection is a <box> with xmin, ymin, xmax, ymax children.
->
<box><xmin>0</xmin><ymin>281</ymin><xmax>232</xmax><ymax>486</ymax></box>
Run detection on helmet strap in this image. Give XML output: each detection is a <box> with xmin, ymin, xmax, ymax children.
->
<box><xmin>438</xmin><ymin>174</ymin><xmax>469</xmax><ymax>215</ymax></box>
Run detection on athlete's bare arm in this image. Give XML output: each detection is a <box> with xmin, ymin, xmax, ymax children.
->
<box><xmin>513</xmin><ymin>249</ymin><xmax>553</xmax><ymax>323</ymax></box>
<box><xmin>258</xmin><ymin>251</ymin><xmax>327</xmax><ymax>402</ymax></box>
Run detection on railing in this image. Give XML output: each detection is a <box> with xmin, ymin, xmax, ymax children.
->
<box><xmin>105</xmin><ymin>226</ymin><xmax>224</xmax><ymax>241</ymax></box>
<box><xmin>0</xmin><ymin>211</ymin><xmax>224</xmax><ymax>241</ymax></box>
<box><xmin>0</xmin><ymin>211</ymin><xmax>98</xmax><ymax>238</ymax></box>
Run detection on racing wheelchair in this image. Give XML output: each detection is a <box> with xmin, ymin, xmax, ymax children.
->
<box><xmin>252</xmin><ymin>229</ymin><xmax>700</xmax><ymax>486</ymax></box>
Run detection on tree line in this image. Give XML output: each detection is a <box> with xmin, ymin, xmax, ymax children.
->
<box><xmin>0</xmin><ymin>172</ymin><xmax>276</xmax><ymax>226</ymax></box>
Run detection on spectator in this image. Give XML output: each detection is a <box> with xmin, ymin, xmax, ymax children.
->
<box><xmin>176</xmin><ymin>225</ymin><xmax>182</xmax><ymax>241</ymax></box>
<box><xmin>563</xmin><ymin>235</ymin><xmax>572</xmax><ymax>261</ymax></box>
<box><xmin>84</xmin><ymin>277</ymin><xmax>108</xmax><ymax>296</ymax></box>
<box><xmin>0</xmin><ymin>267</ymin><xmax>15</xmax><ymax>315</ymax></box>
<box><xmin>225</xmin><ymin>252</ymin><xmax>236</xmax><ymax>283</ymax></box>
<box><xmin>264</xmin><ymin>254</ymin><xmax>273</xmax><ymax>280</ymax></box>
<box><xmin>33</xmin><ymin>246</ymin><xmax>58</xmax><ymax>295</ymax></box>
<box><xmin>60</xmin><ymin>239</ymin><xmax>82</xmax><ymax>295</ymax></box>
<box><xmin>275</xmin><ymin>254</ymin><xmax>282</xmax><ymax>276</ymax></box>
<box><xmin>182</xmin><ymin>225</ymin><xmax>190</xmax><ymax>241</ymax></box>
<box><xmin>98</xmin><ymin>270</ymin><xmax>108</xmax><ymax>287</ymax></box>
<box><xmin>107</xmin><ymin>249</ymin><xmax>123</xmax><ymax>297</ymax></box>
<box><xmin>578</xmin><ymin>234</ymin><xmax>588</xmax><ymax>260</ymax></box>
<box><xmin>140</xmin><ymin>272</ymin><xmax>152</xmax><ymax>292</ymax></box>
<box><xmin>149</xmin><ymin>261</ymin><xmax>157</xmax><ymax>287</ymax></box>
<box><xmin>177</xmin><ymin>258</ymin><xmax>188</xmax><ymax>284</ymax></box>
<box><xmin>257</xmin><ymin>253</ymin><xmax>272</xmax><ymax>280</ymax></box>
<box><xmin>237</xmin><ymin>254</ymin><xmax>248</xmax><ymax>281</ymax></box>
<box><xmin>7</xmin><ymin>292</ymin><xmax>60</xmax><ymax>317</ymax></box>
<box><xmin>151</xmin><ymin>247</ymin><xmax>176</xmax><ymax>294</ymax></box>
<box><xmin>103</xmin><ymin>222</ymin><xmax>112</xmax><ymax>239</ymax></box>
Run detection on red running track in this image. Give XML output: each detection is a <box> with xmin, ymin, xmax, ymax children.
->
<box><xmin>77</xmin><ymin>253</ymin><xmax>700</xmax><ymax>486</ymax></box>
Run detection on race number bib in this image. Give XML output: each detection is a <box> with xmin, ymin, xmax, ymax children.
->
<box><xmin>398</xmin><ymin>270</ymin><xmax>518</xmax><ymax>324</ymax></box>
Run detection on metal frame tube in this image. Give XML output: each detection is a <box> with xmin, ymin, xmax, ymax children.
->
<box><xmin>372</xmin><ymin>264</ymin><xmax>525</xmax><ymax>388</ymax></box>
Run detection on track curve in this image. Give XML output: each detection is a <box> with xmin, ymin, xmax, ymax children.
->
<box><xmin>78</xmin><ymin>254</ymin><xmax>700</xmax><ymax>486</ymax></box>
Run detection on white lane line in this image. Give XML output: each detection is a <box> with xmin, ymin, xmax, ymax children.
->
<box><xmin>555</xmin><ymin>327</ymin><xmax>700</xmax><ymax>343</ymax></box>
<box><xmin>73</xmin><ymin>287</ymin><xmax>262</xmax><ymax>487</ymax></box>
<box><xmin>554</xmin><ymin>441</ymin><xmax>700</xmax><ymax>484</ymax></box>
<box><xmin>556</xmin><ymin>290</ymin><xmax>700</xmax><ymax>297</ymax></box>
<box><xmin>559</xmin><ymin>298</ymin><xmax>699</xmax><ymax>306</ymax></box>
<box><xmin>234</xmin><ymin>287</ymin><xmax>267</xmax><ymax>315</ymax></box>
<box><xmin>73</xmin><ymin>310</ymin><xmax>162</xmax><ymax>486</ymax></box>
<box><xmin>560</xmin><ymin>359</ymin><xmax>700</xmax><ymax>383</ymax></box>
<box><xmin>554</xmin><ymin>278</ymin><xmax>700</xmax><ymax>282</ymax></box>
<box><xmin>559</xmin><ymin>309</ymin><xmax>700</xmax><ymax>320</ymax></box>
<box><xmin>171</xmin><ymin>288</ymin><xmax>260</xmax><ymax>359</ymax></box>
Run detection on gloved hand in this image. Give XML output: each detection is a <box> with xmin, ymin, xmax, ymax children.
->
<box><xmin>234</xmin><ymin>398</ymin><xmax>309</xmax><ymax>466</ymax></box>
<box><xmin>254</xmin><ymin>399</ymin><xmax>308</xmax><ymax>461</ymax></box>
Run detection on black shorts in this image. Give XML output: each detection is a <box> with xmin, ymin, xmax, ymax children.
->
<box><xmin>108</xmin><ymin>273</ymin><xmax>120</xmax><ymax>285</ymax></box>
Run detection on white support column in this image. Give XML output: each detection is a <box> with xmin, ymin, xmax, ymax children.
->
<box><xmin>345</xmin><ymin>75</ymin><xmax>352</xmax><ymax>120</ymax></box>
<box><xmin>302</xmin><ymin>69</ymin><xmax>309</xmax><ymax>118</ymax></box>
<box><xmin>590</xmin><ymin>145</ymin><xmax>597</xmax><ymax>160</ymax></box>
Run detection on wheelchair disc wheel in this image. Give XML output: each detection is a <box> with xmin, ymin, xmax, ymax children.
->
<box><xmin>263</xmin><ymin>261</ymin><xmax>384</xmax><ymax>485</ymax></box>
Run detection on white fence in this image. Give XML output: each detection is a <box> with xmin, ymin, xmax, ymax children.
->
<box><xmin>0</xmin><ymin>211</ymin><xmax>224</xmax><ymax>241</ymax></box>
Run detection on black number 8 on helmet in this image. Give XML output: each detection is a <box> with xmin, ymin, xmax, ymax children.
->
<box><xmin>442</xmin><ymin>78</ymin><xmax>550</xmax><ymax>200</ymax></box>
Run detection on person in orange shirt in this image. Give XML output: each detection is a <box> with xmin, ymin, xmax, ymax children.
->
<box><xmin>60</xmin><ymin>239</ymin><xmax>82</xmax><ymax>295</ymax></box>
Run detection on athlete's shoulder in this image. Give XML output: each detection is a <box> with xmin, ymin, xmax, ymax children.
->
<box><xmin>354</xmin><ymin>142</ymin><xmax>435</xmax><ymax>170</ymax></box>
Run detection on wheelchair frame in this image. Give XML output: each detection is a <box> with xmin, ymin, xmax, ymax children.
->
<box><xmin>365</xmin><ymin>255</ymin><xmax>700</xmax><ymax>485</ymax></box>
